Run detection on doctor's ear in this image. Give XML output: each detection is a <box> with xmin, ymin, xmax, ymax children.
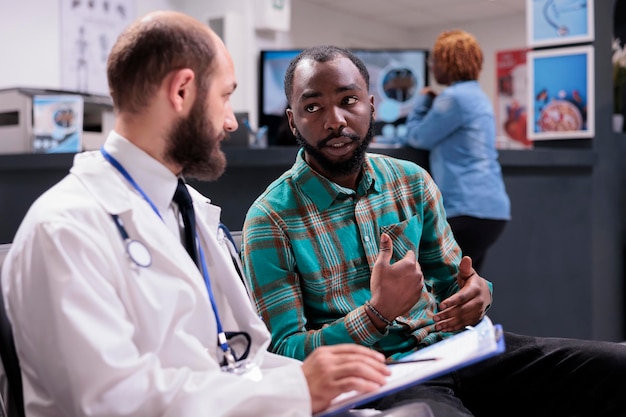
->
<box><xmin>169</xmin><ymin>68</ymin><xmax>195</xmax><ymax>112</ymax></box>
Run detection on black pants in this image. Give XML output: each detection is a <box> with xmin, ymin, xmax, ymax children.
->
<box><xmin>447</xmin><ymin>216</ymin><xmax>507</xmax><ymax>274</ymax></box>
<box><xmin>367</xmin><ymin>332</ymin><xmax>626</xmax><ymax>417</ymax></box>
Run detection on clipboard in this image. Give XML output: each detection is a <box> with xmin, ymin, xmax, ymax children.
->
<box><xmin>314</xmin><ymin>316</ymin><xmax>505</xmax><ymax>417</ymax></box>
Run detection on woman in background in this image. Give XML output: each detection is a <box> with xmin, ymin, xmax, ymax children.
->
<box><xmin>401</xmin><ymin>30</ymin><xmax>510</xmax><ymax>274</ymax></box>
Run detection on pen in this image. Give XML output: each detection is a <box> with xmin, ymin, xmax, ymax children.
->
<box><xmin>386</xmin><ymin>358</ymin><xmax>440</xmax><ymax>365</ymax></box>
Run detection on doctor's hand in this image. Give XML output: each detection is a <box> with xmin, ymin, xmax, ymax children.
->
<box><xmin>302</xmin><ymin>344</ymin><xmax>390</xmax><ymax>413</ymax></box>
<box><xmin>434</xmin><ymin>256</ymin><xmax>492</xmax><ymax>332</ymax></box>
<box><xmin>368</xmin><ymin>233</ymin><xmax>423</xmax><ymax>331</ymax></box>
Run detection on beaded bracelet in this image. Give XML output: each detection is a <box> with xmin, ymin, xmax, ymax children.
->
<box><xmin>365</xmin><ymin>300</ymin><xmax>394</xmax><ymax>327</ymax></box>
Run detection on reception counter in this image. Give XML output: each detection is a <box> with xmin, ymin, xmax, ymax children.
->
<box><xmin>0</xmin><ymin>145</ymin><xmax>596</xmax><ymax>236</ymax></box>
<box><xmin>0</xmin><ymin>144</ymin><xmax>622</xmax><ymax>344</ymax></box>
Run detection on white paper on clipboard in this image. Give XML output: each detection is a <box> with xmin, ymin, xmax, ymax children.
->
<box><xmin>314</xmin><ymin>316</ymin><xmax>505</xmax><ymax>417</ymax></box>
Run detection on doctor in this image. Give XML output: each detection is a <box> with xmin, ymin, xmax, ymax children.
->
<box><xmin>0</xmin><ymin>11</ymin><xmax>394</xmax><ymax>417</ymax></box>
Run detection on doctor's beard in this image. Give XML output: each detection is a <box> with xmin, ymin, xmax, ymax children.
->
<box><xmin>165</xmin><ymin>88</ymin><xmax>227</xmax><ymax>181</ymax></box>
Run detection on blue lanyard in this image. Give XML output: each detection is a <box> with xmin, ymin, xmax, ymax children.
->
<box><xmin>100</xmin><ymin>147</ymin><xmax>234</xmax><ymax>364</ymax></box>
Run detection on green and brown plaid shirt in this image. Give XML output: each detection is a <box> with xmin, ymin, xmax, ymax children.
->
<box><xmin>242</xmin><ymin>149</ymin><xmax>492</xmax><ymax>361</ymax></box>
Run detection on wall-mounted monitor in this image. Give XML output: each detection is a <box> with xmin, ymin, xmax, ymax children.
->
<box><xmin>258</xmin><ymin>48</ymin><xmax>429</xmax><ymax>146</ymax></box>
<box><xmin>258</xmin><ymin>49</ymin><xmax>301</xmax><ymax>146</ymax></box>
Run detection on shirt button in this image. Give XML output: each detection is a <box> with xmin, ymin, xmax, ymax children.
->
<box><xmin>364</xmin><ymin>236</ymin><xmax>370</xmax><ymax>242</ymax></box>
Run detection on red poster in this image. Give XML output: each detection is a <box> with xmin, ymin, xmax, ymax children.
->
<box><xmin>495</xmin><ymin>48</ymin><xmax>533</xmax><ymax>149</ymax></box>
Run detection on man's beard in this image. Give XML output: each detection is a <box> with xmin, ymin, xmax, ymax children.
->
<box><xmin>165</xmin><ymin>92</ymin><xmax>226</xmax><ymax>181</ymax></box>
<box><xmin>294</xmin><ymin>114</ymin><xmax>374</xmax><ymax>177</ymax></box>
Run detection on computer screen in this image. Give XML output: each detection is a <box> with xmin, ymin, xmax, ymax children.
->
<box><xmin>258</xmin><ymin>49</ymin><xmax>301</xmax><ymax>146</ymax></box>
<box><xmin>258</xmin><ymin>48</ymin><xmax>429</xmax><ymax>146</ymax></box>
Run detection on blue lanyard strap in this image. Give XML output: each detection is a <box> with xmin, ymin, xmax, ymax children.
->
<box><xmin>100</xmin><ymin>146</ymin><xmax>235</xmax><ymax>365</ymax></box>
<box><xmin>198</xmin><ymin>244</ymin><xmax>231</xmax><ymax>356</ymax></box>
<box><xmin>100</xmin><ymin>147</ymin><xmax>163</xmax><ymax>220</ymax></box>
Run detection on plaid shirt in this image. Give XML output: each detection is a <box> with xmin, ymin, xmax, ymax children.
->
<box><xmin>242</xmin><ymin>149</ymin><xmax>492</xmax><ymax>361</ymax></box>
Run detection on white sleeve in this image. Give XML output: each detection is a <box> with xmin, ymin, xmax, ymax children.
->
<box><xmin>3</xmin><ymin>217</ymin><xmax>311</xmax><ymax>417</ymax></box>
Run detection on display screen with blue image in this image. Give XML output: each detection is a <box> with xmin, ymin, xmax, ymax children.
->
<box><xmin>258</xmin><ymin>48</ymin><xmax>428</xmax><ymax>146</ymax></box>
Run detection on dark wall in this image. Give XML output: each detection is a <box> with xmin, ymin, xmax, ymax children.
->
<box><xmin>0</xmin><ymin>154</ymin><xmax>74</xmax><ymax>244</ymax></box>
<box><xmin>616</xmin><ymin>0</ymin><xmax>626</xmax><ymax>50</ymax></box>
<box><xmin>616</xmin><ymin>0</ymin><xmax>626</xmax><ymax>127</ymax></box>
<box><xmin>485</xmin><ymin>161</ymin><xmax>595</xmax><ymax>337</ymax></box>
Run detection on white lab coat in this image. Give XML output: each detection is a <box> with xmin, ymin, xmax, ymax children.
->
<box><xmin>1</xmin><ymin>149</ymin><xmax>311</xmax><ymax>417</ymax></box>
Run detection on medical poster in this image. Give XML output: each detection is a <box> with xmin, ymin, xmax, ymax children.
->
<box><xmin>32</xmin><ymin>95</ymin><xmax>84</xmax><ymax>154</ymax></box>
<box><xmin>60</xmin><ymin>0</ymin><xmax>136</xmax><ymax>96</ymax></box>
<box><xmin>527</xmin><ymin>45</ymin><xmax>595</xmax><ymax>140</ymax></box>
<box><xmin>495</xmin><ymin>48</ymin><xmax>532</xmax><ymax>150</ymax></box>
<box><xmin>526</xmin><ymin>0</ymin><xmax>594</xmax><ymax>47</ymax></box>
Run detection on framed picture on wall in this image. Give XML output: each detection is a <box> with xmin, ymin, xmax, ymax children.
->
<box><xmin>526</xmin><ymin>0</ymin><xmax>594</xmax><ymax>47</ymax></box>
<box><xmin>495</xmin><ymin>48</ymin><xmax>533</xmax><ymax>150</ymax></box>
<box><xmin>527</xmin><ymin>45</ymin><xmax>595</xmax><ymax>140</ymax></box>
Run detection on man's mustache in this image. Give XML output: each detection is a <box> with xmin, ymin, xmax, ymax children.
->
<box><xmin>319</xmin><ymin>132</ymin><xmax>360</xmax><ymax>147</ymax></box>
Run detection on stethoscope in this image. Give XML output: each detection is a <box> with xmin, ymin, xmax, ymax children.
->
<box><xmin>100</xmin><ymin>146</ymin><xmax>250</xmax><ymax>374</ymax></box>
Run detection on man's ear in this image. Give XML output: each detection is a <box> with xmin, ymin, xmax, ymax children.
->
<box><xmin>286</xmin><ymin>108</ymin><xmax>296</xmax><ymax>135</ymax></box>
<box><xmin>370</xmin><ymin>95</ymin><xmax>376</xmax><ymax>121</ymax></box>
<box><xmin>168</xmin><ymin>68</ymin><xmax>195</xmax><ymax>113</ymax></box>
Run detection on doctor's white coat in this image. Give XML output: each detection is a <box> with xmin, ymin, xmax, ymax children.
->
<box><xmin>1</xmin><ymin>149</ymin><xmax>311</xmax><ymax>417</ymax></box>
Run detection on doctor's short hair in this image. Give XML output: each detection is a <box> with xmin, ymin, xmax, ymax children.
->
<box><xmin>283</xmin><ymin>45</ymin><xmax>370</xmax><ymax>108</ymax></box>
<box><xmin>107</xmin><ymin>12</ymin><xmax>218</xmax><ymax>114</ymax></box>
<box><xmin>433</xmin><ymin>29</ymin><xmax>483</xmax><ymax>82</ymax></box>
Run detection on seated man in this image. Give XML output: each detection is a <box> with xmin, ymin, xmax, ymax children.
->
<box><xmin>241</xmin><ymin>45</ymin><xmax>626</xmax><ymax>417</ymax></box>
<box><xmin>1</xmin><ymin>16</ymin><xmax>396</xmax><ymax>417</ymax></box>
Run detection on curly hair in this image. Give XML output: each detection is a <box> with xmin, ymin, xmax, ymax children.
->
<box><xmin>283</xmin><ymin>45</ymin><xmax>370</xmax><ymax>108</ymax></box>
<box><xmin>433</xmin><ymin>30</ymin><xmax>483</xmax><ymax>82</ymax></box>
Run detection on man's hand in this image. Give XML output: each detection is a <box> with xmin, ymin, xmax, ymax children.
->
<box><xmin>434</xmin><ymin>256</ymin><xmax>491</xmax><ymax>332</ymax></box>
<box><xmin>455</xmin><ymin>255</ymin><xmax>477</xmax><ymax>288</ymax></box>
<box><xmin>368</xmin><ymin>233</ymin><xmax>424</xmax><ymax>330</ymax></box>
<box><xmin>302</xmin><ymin>344</ymin><xmax>390</xmax><ymax>413</ymax></box>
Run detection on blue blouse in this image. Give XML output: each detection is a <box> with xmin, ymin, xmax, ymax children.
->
<box><xmin>400</xmin><ymin>81</ymin><xmax>510</xmax><ymax>220</ymax></box>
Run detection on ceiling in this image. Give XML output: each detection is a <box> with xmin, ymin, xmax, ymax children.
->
<box><xmin>301</xmin><ymin>0</ymin><xmax>526</xmax><ymax>31</ymax></box>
